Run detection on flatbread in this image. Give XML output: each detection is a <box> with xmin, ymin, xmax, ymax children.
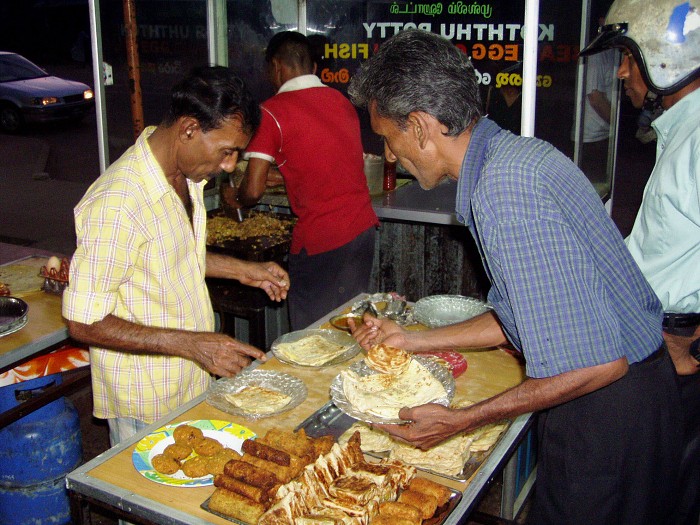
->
<box><xmin>225</xmin><ymin>385</ymin><xmax>291</xmax><ymax>414</ymax></box>
<box><xmin>341</xmin><ymin>359</ymin><xmax>447</xmax><ymax>420</ymax></box>
<box><xmin>0</xmin><ymin>264</ymin><xmax>44</xmax><ymax>295</ymax></box>
<box><xmin>276</xmin><ymin>334</ymin><xmax>350</xmax><ymax>366</ymax></box>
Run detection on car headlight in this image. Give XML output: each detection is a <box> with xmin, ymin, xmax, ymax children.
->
<box><xmin>83</xmin><ymin>89</ymin><xmax>94</xmax><ymax>100</ymax></box>
<box><xmin>34</xmin><ymin>97</ymin><xmax>59</xmax><ymax>106</ymax></box>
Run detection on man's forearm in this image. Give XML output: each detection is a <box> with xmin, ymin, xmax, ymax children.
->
<box><xmin>206</xmin><ymin>252</ymin><xmax>246</xmax><ymax>279</ymax></box>
<box><xmin>409</xmin><ymin>311</ymin><xmax>508</xmax><ymax>352</ymax></box>
<box><xmin>66</xmin><ymin>314</ymin><xmax>192</xmax><ymax>358</ymax></box>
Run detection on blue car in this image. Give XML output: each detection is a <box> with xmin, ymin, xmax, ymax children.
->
<box><xmin>0</xmin><ymin>51</ymin><xmax>94</xmax><ymax>133</ymax></box>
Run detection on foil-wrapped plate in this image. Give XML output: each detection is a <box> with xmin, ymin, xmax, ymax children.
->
<box><xmin>330</xmin><ymin>355</ymin><xmax>455</xmax><ymax>425</ymax></box>
<box><xmin>413</xmin><ymin>295</ymin><xmax>490</xmax><ymax>328</ymax></box>
<box><xmin>0</xmin><ymin>297</ymin><xmax>28</xmax><ymax>338</ymax></box>
<box><xmin>207</xmin><ymin>370</ymin><xmax>307</xmax><ymax>420</ymax></box>
<box><xmin>271</xmin><ymin>329</ymin><xmax>361</xmax><ymax>368</ymax></box>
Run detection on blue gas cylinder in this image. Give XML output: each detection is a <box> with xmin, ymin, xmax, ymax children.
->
<box><xmin>0</xmin><ymin>373</ymin><xmax>83</xmax><ymax>525</ymax></box>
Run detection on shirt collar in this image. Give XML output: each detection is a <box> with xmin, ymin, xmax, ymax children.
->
<box><xmin>653</xmin><ymin>87</ymin><xmax>700</xmax><ymax>146</ymax></box>
<box><xmin>277</xmin><ymin>74</ymin><xmax>327</xmax><ymax>94</ymax></box>
<box><xmin>455</xmin><ymin>117</ymin><xmax>501</xmax><ymax>227</ymax></box>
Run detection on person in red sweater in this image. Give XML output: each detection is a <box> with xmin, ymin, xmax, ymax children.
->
<box><xmin>234</xmin><ymin>31</ymin><xmax>378</xmax><ymax>330</ymax></box>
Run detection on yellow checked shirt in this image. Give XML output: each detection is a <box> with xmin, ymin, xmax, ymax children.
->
<box><xmin>63</xmin><ymin>126</ymin><xmax>214</xmax><ymax>423</ymax></box>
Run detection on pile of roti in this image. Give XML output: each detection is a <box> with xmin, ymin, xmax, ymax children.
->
<box><xmin>0</xmin><ymin>264</ymin><xmax>44</xmax><ymax>296</ymax></box>
<box><xmin>341</xmin><ymin>344</ymin><xmax>447</xmax><ymax>420</ymax></box>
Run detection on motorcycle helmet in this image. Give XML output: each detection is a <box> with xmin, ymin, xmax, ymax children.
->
<box><xmin>579</xmin><ymin>0</ymin><xmax>700</xmax><ymax>95</ymax></box>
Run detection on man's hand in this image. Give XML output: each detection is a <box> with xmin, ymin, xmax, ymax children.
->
<box><xmin>348</xmin><ymin>314</ymin><xmax>407</xmax><ymax>350</ymax></box>
<box><xmin>236</xmin><ymin>260</ymin><xmax>289</xmax><ymax>302</ymax></box>
<box><xmin>186</xmin><ymin>331</ymin><xmax>266</xmax><ymax>377</ymax></box>
<box><xmin>664</xmin><ymin>329</ymin><xmax>700</xmax><ymax>375</ymax></box>
<box><xmin>374</xmin><ymin>404</ymin><xmax>464</xmax><ymax>450</ymax></box>
<box><xmin>266</xmin><ymin>166</ymin><xmax>285</xmax><ymax>187</ymax></box>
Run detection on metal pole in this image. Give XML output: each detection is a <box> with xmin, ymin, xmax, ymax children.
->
<box><xmin>207</xmin><ymin>0</ymin><xmax>229</xmax><ymax>66</ymax></box>
<box><xmin>520</xmin><ymin>0</ymin><xmax>540</xmax><ymax>137</ymax></box>
<box><xmin>88</xmin><ymin>0</ymin><xmax>109</xmax><ymax>173</ymax></box>
<box><xmin>122</xmin><ymin>0</ymin><xmax>144</xmax><ymax>140</ymax></box>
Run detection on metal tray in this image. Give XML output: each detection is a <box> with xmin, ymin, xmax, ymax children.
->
<box><xmin>0</xmin><ymin>296</ymin><xmax>28</xmax><ymax>338</ymax></box>
<box><xmin>201</xmin><ymin>474</ymin><xmax>462</xmax><ymax>525</ymax></box>
<box><xmin>296</xmin><ymin>401</ymin><xmax>509</xmax><ymax>484</ymax></box>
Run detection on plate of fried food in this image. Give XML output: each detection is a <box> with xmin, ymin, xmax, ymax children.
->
<box><xmin>271</xmin><ymin>329</ymin><xmax>361</xmax><ymax>368</ymax></box>
<box><xmin>207</xmin><ymin>369</ymin><xmax>307</xmax><ymax>420</ymax></box>
<box><xmin>330</xmin><ymin>344</ymin><xmax>455</xmax><ymax>425</ymax></box>
<box><xmin>132</xmin><ymin>420</ymin><xmax>256</xmax><ymax>487</ymax></box>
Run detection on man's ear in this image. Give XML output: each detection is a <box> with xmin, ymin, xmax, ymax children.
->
<box><xmin>179</xmin><ymin>117</ymin><xmax>199</xmax><ymax>141</ymax></box>
<box><xmin>407</xmin><ymin>112</ymin><xmax>434</xmax><ymax>150</ymax></box>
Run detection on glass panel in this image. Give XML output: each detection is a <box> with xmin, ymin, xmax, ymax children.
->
<box><xmin>100</xmin><ymin>0</ymin><xmax>210</xmax><ymax>161</ymax></box>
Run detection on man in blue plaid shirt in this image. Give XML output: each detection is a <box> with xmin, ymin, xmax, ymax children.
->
<box><xmin>348</xmin><ymin>29</ymin><xmax>681</xmax><ymax>525</ymax></box>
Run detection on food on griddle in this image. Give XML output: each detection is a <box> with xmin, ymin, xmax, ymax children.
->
<box><xmin>181</xmin><ymin>455</ymin><xmax>210</xmax><ymax>478</ymax></box>
<box><xmin>193</xmin><ymin>436</ymin><xmax>224</xmax><ymax>457</ymax></box>
<box><xmin>0</xmin><ymin>282</ymin><xmax>10</xmax><ymax>296</ymax></box>
<box><xmin>206</xmin><ymin>213</ymin><xmax>292</xmax><ymax>245</ymax></box>
<box><xmin>163</xmin><ymin>443</ymin><xmax>192</xmax><ymax>461</ymax></box>
<box><xmin>172</xmin><ymin>424</ymin><xmax>204</xmax><ymax>447</ymax></box>
<box><xmin>151</xmin><ymin>453</ymin><xmax>181</xmax><ymax>475</ymax></box>
<box><xmin>224</xmin><ymin>385</ymin><xmax>292</xmax><ymax>415</ymax></box>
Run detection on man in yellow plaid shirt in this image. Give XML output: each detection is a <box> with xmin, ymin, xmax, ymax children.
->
<box><xmin>62</xmin><ymin>66</ymin><xmax>290</xmax><ymax>446</ymax></box>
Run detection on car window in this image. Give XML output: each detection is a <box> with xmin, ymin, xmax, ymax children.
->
<box><xmin>0</xmin><ymin>54</ymin><xmax>48</xmax><ymax>83</ymax></box>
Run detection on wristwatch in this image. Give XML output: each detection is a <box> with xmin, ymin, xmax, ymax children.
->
<box><xmin>690</xmin><ymin>338</ymin><xmax>700</xmax><ymax>366</ymax></box>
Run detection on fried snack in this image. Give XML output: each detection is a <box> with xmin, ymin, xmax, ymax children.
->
<box><xmin>241</xmin><ymin>453</ymin><xmax>300</xmax><ymax>484</ymax></box>
<box><xmin>208</xmin><ymin>487</ymin><xmax>267</xmax><ymax>524</ymax></box>
<box><xmin>261</xmin><ymin>428</ymin><xmax>315</xmax><ymax>461</ymax></box>
<box><xmin>311</xmin><ymin>435</ymin><xmax>336</xmax><ymax>458</ymax></box>
<box><xmin>181</xmin><ymin>456</ymin><xmax>210</xmax><ymax>478</ymax></box>
<box><xmin>214</xmin><ymin>474</ymin><xmax>271</xmax><ymax>504</ymax></box>
<box><xmin>206</xmin><ymin>448</ymin><xmax>241</xmax><ymax>476</ymax></box>
<box><xmin>378</xmin><ymin>501</ymin><xmax>422</xmax><ymax>525</ymax></box>
<box><xmin>243</xmin><ymin>439</ymin><xmax>291</xmax><ymax>466</ymax></box>
<box><xmin>372</xmin><ymin>516</ymin><xmax>416</xmax><ymax>525</ymax></box>
<box><xmin>173</xmin><ymin>424</ymin><xmax>204</xmax><ymax>447</ymax></box>
<box><xmin>193</xmin><ymin>436</ymin><xmax>224</xmax><ymax>456</ymax></box>
<box><xmin>163</xmin><ymin>443</ymin><xmax>192</xmax><ymax>461</ymax></box>
<box><xmin>223</xmin><ymin>459</ymin><xmax>279</xmax><ymax>490</ymax></box>
<box><xmin>407</xmin><ymin>476</ymin><xmax>452</xmax><ymax>507</ymax></box>
<box><xmin>398</xmin><ymin>488</ymin><xmax>438</xmax><ymax>519</ymax></box>
<box><xmin>151</xmin><ymin>454</ymin><xmax>180</xmax><ymax>475</ymax></box>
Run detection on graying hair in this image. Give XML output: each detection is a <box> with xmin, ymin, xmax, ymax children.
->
<box><xmin>348</xmin><ymin>29</ymin><xmax>482</xmax><ymax>136</ymax></box>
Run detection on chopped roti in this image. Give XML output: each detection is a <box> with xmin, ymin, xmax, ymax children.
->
<box><xmin>341</xmin><ymin>359</ymin><xmax>447</xmax><ymax>420</ymax></box>
<box><xmin>224</xmin><ymin>385</ymin><xmax>291</xmax><ymax>414</ymax></box>
<box><xmin>0</xmin><ymin>264</ymin><xmax>44</xmax><ymax>295</ymax></box>
<box><xmin>276</xmin><ymin>334</ymin><xmax>350</xmax><ymax>366</ymax></box>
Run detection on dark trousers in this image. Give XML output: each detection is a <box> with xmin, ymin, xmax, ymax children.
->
<box><xmin>527</xmin><ymin>348</ymin><xmax>683</xmax><ymax>525</ymax></box>
<box><xmin>675</xmin><ymin>372</ymin><xmax>700</xmax><ymax>525</ymax></box>
<box><xmin>288</xmin><ymin>226</ymin><xmax>376</xmax><ymax>331</ymax></box>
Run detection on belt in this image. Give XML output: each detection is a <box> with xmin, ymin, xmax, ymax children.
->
<box><xmin>663</xmin><ymin>312</ymin><xmax>700</xmax><ymax>329</ymax></box>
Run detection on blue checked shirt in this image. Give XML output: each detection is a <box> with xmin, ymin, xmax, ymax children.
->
<box><xmin>456</xmin><ymin>118</ymin><xmax>662</xmax><ymax>378</ymax></box>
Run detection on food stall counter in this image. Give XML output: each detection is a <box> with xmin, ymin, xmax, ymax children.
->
<box><xmin>66</xmin><ymin>295</ymin><xmax>530</xmax><ymax>525</ymax></box>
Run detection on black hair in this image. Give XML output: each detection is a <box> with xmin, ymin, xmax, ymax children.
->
<box><xmin>265</xmin><ymin>31</ymin><xmax>314</xmax><ymax>73</ymax></box>
<box><xmin>163</xmin><ymin>65</ymin><xmax>260</xmax><ymax>134</ymax></box>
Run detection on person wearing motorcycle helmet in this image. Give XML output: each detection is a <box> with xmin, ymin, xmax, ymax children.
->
<box><xmin>582</xmin><ymin>2</ymin><xmax>700</xmax><ymax>524</ymax></box>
